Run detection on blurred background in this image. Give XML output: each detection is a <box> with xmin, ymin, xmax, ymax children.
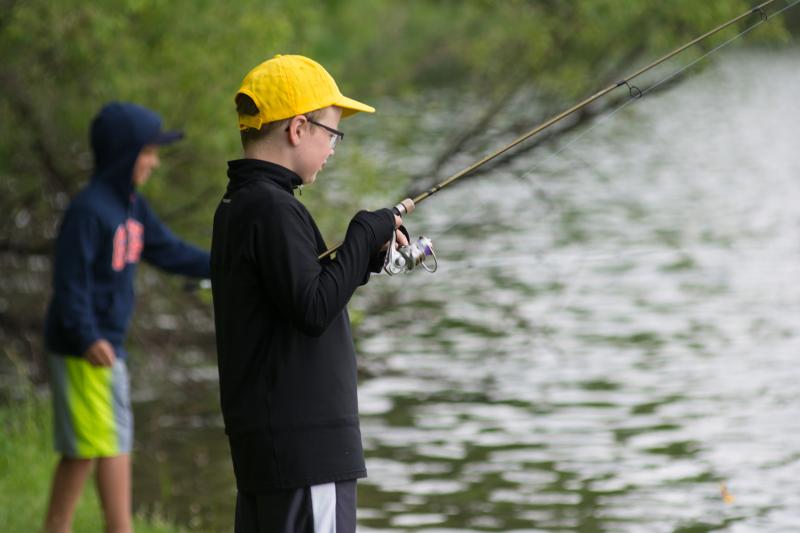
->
<box><xmin>2</xmin><ymin>1</ymin><xmax>799</xmax><ymax>531</ymax></box>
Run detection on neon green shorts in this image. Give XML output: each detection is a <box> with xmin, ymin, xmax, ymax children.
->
<box><xmin>48</xmin><ymin>354</ymin><xmax>132</xmax><ymax>458</ymax></box>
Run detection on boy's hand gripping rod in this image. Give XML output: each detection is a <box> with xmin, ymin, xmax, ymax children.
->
<box><xmin>318</xmin><ymin>0</ymin><xmax>786</xmax><ymax>267</ymax></box>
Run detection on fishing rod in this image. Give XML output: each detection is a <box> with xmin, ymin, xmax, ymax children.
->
<box><xmin>320</xmin><ymin>0</ymin><xmax>789</xmax><ymax>273</ymax></box>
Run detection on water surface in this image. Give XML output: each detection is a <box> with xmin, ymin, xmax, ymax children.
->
<box><xmin>134</xmin><ymin>48</ymin><xmax>800</xmax><ymax>532</ymax></box>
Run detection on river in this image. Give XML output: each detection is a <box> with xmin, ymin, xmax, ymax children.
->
<box><xmin>132</xmin><ymin>47</ymin><xmax>800</xmax><ymax>532</ymax></box>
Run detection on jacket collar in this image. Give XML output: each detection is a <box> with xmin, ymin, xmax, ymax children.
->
<box><xmin>227</xmin><ymin>159</ymin><xmax>303</xmax><ymax>195</ymax></box>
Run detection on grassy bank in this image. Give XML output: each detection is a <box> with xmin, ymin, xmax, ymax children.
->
<box><xmin>0</xmin><ymin>391</ymin><xmax>185</xmax><ymax>533</ymax></box>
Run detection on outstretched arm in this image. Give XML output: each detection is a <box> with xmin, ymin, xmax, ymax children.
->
<box><xmin>140</xmin><ymin>199</ymin><xmax>210</xmax><ymax>278</ymax></box>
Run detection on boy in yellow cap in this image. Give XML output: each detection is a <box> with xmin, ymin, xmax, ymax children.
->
<box><xmin>210</xmin><ymin>55</ymin><xmax>413</xmax><ymax>533</ymax></box>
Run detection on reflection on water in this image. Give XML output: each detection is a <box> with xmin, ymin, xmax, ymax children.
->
<box><xmin>134</xmin><ymin>49</ymin><xmax>800</xmax><ymax>532</ymax></box>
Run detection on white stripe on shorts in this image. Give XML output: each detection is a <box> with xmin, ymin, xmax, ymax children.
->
<box><xmin>310</xmin><ymin>482</ymin><xmax>337</xmax><ymax>533</ymax></box>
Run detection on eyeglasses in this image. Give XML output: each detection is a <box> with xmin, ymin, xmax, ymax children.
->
<box><xmin>284</xmin><ymin>115</ymin><xmax>345</xmax><ymax>149</ymax></box>
<box><xmin>305</xmin><ymin>116</ymin><xmax>344</xmax><ymax>149</ymax></box>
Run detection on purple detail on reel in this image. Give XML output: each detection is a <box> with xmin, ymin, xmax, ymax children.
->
<box><xmin>417</xmin><ymin>237</ymin><xmax>433</xmax><ymax>256</ymax></box>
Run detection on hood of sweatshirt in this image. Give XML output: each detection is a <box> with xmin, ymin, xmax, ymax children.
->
<box><xmin>89</xmin><ymin>102</ymin><xmax>183</xmax><ymax>202</ymax></box>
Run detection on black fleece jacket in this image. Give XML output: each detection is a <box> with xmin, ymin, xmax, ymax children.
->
<box><xmin>210</xmin><ymin>159</ymin><xmax>394</xmax><ymax>489</ymax></box>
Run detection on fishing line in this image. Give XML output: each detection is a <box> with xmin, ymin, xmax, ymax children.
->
<box><xmin>437</xmin><ymin>0</ymin><xmax>800</xmax><ymax>240</ymax></box>
<box><xmin>408</xmin><ymin>0</ymin><xmax>793</xmax><ymax>207</ymax></box>
<box><xmin>432</xmin><ymin>0</ymin><xmax>800</xmax><ymax>307</ymax></box>
<box><xmin>424</xmin><ymin>0</ymin><xmax>800</xmax><ymax>356</ymax></box>
<box><xmin>319</xmin><ymin>0</ymin><xmax>800</xmax><ymax>266</ymax></box>
<box><xmin>531</xmin><ymin>0</ymin><xmax>800</xmax><ymax>327</ymax></box>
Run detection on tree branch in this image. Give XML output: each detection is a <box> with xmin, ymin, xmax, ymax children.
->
<box><xmin>0</xmin><ymin>70</ymin><xmax>77</xmax><ymax>195</ymax></box>
<box><xmin>0</xmin><ymin>239</ymin><xmax>51</xmax><ymax>256</ymax></box>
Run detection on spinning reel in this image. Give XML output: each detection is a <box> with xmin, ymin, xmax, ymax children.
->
<box><xmin>383</xmin><ymin>232</ymin><xmax>437</xmax><ymax>276</ymax></box>
<box><xmin>383</xmin><ymin>202</ymin><xmax>438</xmax><ymax>276</ymax></box>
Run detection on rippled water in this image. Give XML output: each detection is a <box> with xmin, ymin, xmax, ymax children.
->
<box><xmin>134</xmin><ymin>48</ymin><xmax>800</xmax><ymax>532</ymax></box>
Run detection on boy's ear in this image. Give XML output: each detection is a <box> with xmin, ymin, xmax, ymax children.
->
<box><xmin>287</xmin><ymin>115</ymin><xmax>307</xmax><ymax>146</ymax></box>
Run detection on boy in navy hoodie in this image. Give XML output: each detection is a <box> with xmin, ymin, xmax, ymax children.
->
<box><xmin>42</xmin><ymin>102</ymin><xmax>210</xmax><ymax>533</ymax></box>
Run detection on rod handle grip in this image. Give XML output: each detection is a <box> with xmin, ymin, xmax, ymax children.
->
<box><xmin>392</xmin><ymin>198</ymin><xmax>415</xmax><ymax>217</ymax></box>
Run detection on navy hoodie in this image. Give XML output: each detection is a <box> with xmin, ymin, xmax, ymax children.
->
<box><xmin>44</xmin><ymin>102</ymin><xmax>210</xmax><ymax>359</ymax></box>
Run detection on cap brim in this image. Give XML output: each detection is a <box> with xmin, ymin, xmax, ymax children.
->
<box><xmin>335</xmin><ymin>95</ymin><xmax>375</xmax><ymax>118</ymax></box>
<box><xmin>151</xmin><ymin>130</ymin><xmax>184</xmax><ymax>145</ymax></box>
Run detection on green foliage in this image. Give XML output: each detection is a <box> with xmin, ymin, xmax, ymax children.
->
<box><xmin>0</xmin><ymin>2</ymin><xmax>794</xmax><ymax>528</ymax></box>
<box><xmin>0</xmin><ymin>0</ymin><xmax>791</xmax><ymax>360</ymax></box>
<box><xmin>0</xmin><ymin>0</ymin><xmax>790</xmax><ymax>243</ymax></box>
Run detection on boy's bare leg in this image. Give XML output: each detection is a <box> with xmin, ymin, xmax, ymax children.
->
<box><xmin>95</xmin><ymin>454</ymin><xmax>132</xmax><ymax>533</ymax></box>
<box><xmin>43</xmin><ymin>457</ymin><xmax>94</xmax><ymax>533</ymax></box>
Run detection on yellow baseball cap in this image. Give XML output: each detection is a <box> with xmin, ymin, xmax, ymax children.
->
<box><xmin>236</xmin><ymin>54</ymin><xmax>375</xmax><ymax>131</ymax></box>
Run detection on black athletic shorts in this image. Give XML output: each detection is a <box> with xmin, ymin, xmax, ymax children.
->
<box><xmin>234</xmin><ymin>480</ymin><xmax>356</xmax><ymax>533</ymax></box>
